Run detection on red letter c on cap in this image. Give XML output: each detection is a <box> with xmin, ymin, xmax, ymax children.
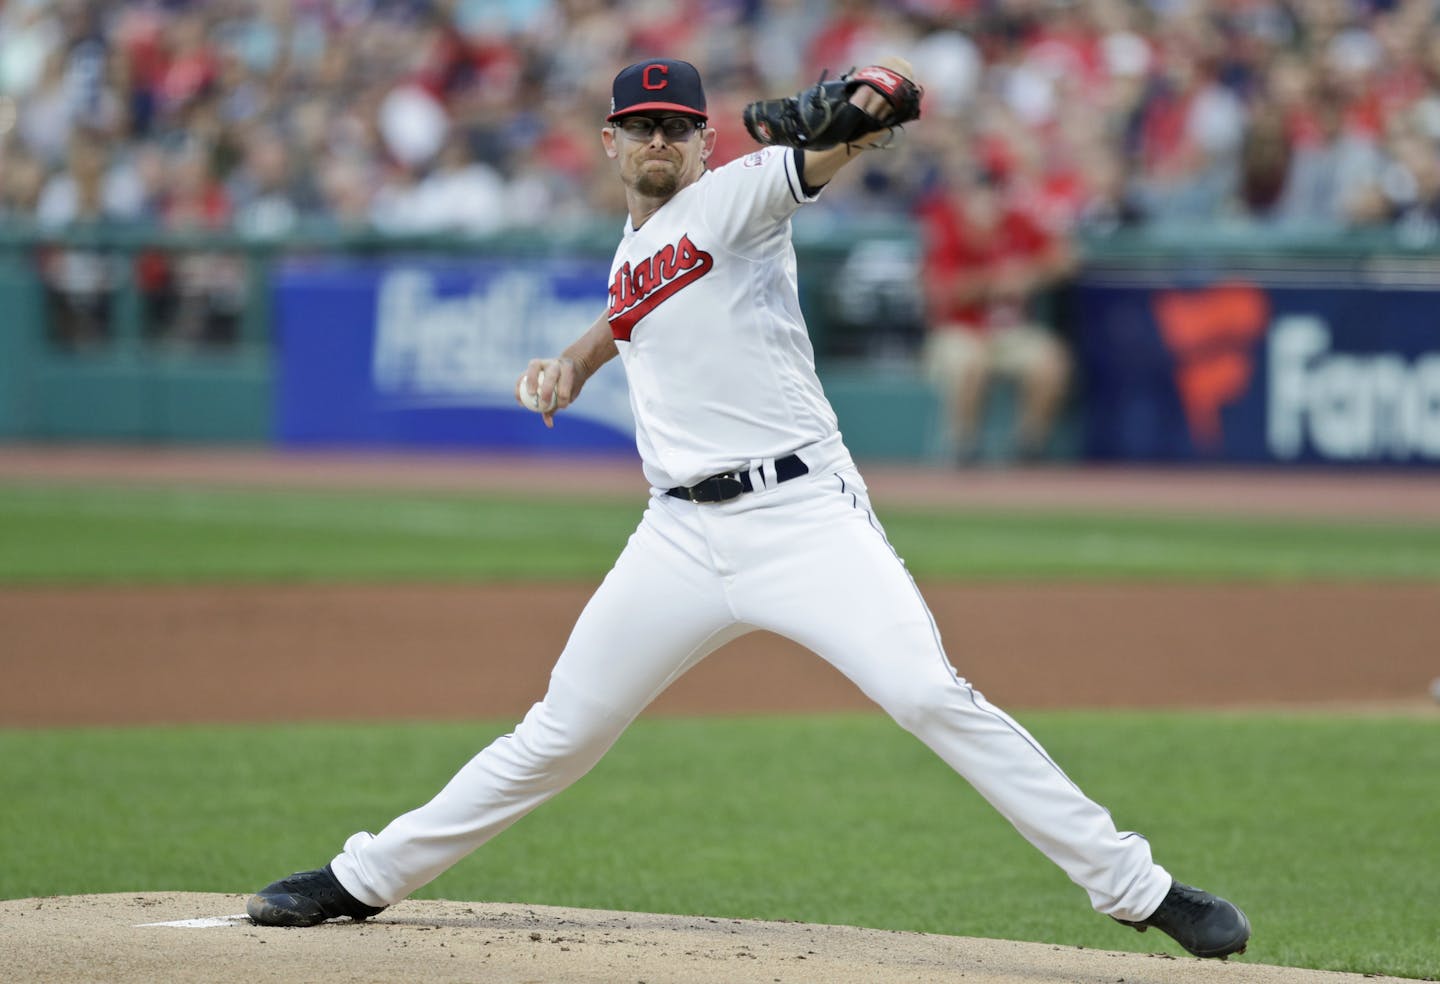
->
<box><xmin>642</xmin><ymin>64</ymin><xmax>669</xmax><ymax>90</ymax></box>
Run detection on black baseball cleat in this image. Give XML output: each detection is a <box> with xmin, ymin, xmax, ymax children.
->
<box><xmin>1116</xmin><ymin>880</ymin><xmax>1251</xmax><ymax>959</ymax></box>
<box><xmin>246</xmin><ymin>864</ymin><xmax>386</xmax><ymax>927</ymax></box>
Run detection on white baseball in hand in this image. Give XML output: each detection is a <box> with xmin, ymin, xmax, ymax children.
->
<box><xmin>519</xmin><ymin>370</ymin><xmax>559</xmax><ymax>413</ymax></box>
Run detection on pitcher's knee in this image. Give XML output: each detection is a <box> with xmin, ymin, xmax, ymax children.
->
<box><xmin>877</xmin><ymin>678</ymin><xmax>967</xmax><ymax>735</ymax></box>
<box><xmin>507</xmin><ymin>698</ymin><xmax>626</xmax><ymax>781</ymax></box>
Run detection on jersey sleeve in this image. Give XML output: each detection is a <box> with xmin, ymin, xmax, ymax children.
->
<box><xmin>697</xmin><ymin>147</ymin><xmax>818</xmax><ymax>257</ymax></box>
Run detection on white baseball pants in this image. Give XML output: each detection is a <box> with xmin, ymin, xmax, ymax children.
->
<box><xmin>330</xmin><ymin>463</ymin><xmax>1172</xmax><ymax>921</ymax></box>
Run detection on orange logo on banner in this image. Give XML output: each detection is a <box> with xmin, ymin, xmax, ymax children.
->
<box><xmin>1152</xmin><ymin>282</ymin><xmax>1269</xmax><ymax>451</ymax></box>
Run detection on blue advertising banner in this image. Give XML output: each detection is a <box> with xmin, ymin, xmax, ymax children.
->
<box><xmin>1074</xmin><ymin>266</ymin><xmax>1440</xmax><ymax>465</ymax></box>
<box><xmin>273</xmin><ymin>258</ymin><xmax>634</xmax><ymax>452</ymax></box>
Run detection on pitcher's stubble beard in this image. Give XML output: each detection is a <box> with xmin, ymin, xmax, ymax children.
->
<box><xmin>634</xmin><ymin>169</ymin><xmax>679</xmax><ymax>198</ymax></box>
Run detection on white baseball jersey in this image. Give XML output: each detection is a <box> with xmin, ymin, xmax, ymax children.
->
<box><xmin>606</xmin><ymin>147</ymin><xmax>843</xmax><ymax>490</ymax></box>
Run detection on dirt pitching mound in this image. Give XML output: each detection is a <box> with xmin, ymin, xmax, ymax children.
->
<box><xmin>1</xmin><ymin>894</ymin><xmax>1413</xmax><ymax>984</ymax></box>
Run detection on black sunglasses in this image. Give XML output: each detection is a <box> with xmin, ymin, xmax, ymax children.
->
<box><xmin>615</xmin><ymin>116</ymin><xmax>705</xmax><ymax>142</ymax></box>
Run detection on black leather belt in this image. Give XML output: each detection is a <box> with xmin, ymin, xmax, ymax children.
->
<box><xmin>666</xmin><ymin>454</ymin><xmax>810</xmax><ymax>503</ymax></box>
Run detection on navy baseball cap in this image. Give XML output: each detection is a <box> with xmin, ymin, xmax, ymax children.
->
<box><xmin>607</xmin><ymin>59</ymin><xmax>707</xmax><ymax>122</ymax></box>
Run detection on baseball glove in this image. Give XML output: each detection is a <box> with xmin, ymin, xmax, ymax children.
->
<box><xmin>743</xmin><ymin>65</ymin><xmax>923</xmax><ymax>151</ymax></box>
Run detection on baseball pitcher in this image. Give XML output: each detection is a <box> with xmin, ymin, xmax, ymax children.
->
<box><xmin>246</xmin><ymin>57</ymin><xmax>1250</xmax><ymax>961</ymax></box>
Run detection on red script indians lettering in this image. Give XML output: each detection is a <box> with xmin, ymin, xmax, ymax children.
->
<box><xmin>608</xmin><ymin>234</ymin><xmax>714</xmax><ymax>340</ymax></box>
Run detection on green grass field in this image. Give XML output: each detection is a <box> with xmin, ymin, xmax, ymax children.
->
<box><xmin>3</xmin><ymin>483</ymin><xmax>1440</xmax><ymax>582</ymax></box>
<box><xmin>2</xmin><ymin>482</ymin><xmax>1438</xmax><ymax>979</ymax></box>
<box><xmin>2</xmin><ymin>714</ymin><xmax>1437</xmax><ymax>977</ymax></box>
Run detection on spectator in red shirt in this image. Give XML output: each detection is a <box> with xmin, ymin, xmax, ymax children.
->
<box><xmin>916</xmin><ymin>164</ymin><xmax>1076</xmax><ymax>464</ymax></box>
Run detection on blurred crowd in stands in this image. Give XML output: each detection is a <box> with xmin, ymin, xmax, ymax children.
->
<box><xmin>4</xmin><ymin>0</ymin><xmax>1440</xmax><ymax>440</ymax></box>
<box><xmin>6</xmin><ymin>0</ymin><xmax>1440</xmax><ymax>241</ymax></box>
